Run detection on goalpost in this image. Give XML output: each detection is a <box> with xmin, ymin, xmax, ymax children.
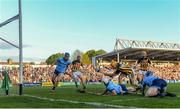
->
<box><xmin>0</xmin><ymin>0</ymin><xmax>23</xmax><ymax>95</ymax></box>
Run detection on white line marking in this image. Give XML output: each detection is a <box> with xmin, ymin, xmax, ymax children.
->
<box><xmin>0</xmin><ymin>94</ymin><xmax>179</xmax><ymax>108</ymax></box>
<box><xmin>112</xmin><ymin>98</ymin><xmax>149</xmax><ymax>102</ymax></box>
<box><xmin>24</xmin><ymin>94</ymin><xmax>135</xmax><ymax>108</ymax></box>
<box><xmin>0</xmin><ymin>94</ymin><xmax>18</xmax><ymax>97</ymax></box>
<box><xmin>113</xmin><ymin>96</ymin><xmax>180</xmax><ymax>102</ymax></box>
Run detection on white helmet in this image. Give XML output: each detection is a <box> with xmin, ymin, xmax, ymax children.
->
<box><xmin>101</xmin><ymin>78</ymin><xmax>109</xmax><ymax>85</ymax></box>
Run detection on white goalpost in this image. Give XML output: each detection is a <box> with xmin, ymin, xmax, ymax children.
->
<box><xmin>0</xmin><ymin>0</ymin><xmax>23</xmax><ymax>95</ymax></box>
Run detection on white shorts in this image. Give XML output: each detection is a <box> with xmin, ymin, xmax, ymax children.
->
<box><xmin>73</xmin><ymin>71</ymin><xmax>82</xmax><ymax>79</ymax></box>
<box><xmin>139</xmin><ymin>70</ymin><xmax>147</xmax><ymax>75</ymax></box>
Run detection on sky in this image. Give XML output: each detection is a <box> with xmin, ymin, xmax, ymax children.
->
<box><xmin>0</xmin><ymin>0</ymin><xmax>179</xmax><ymax>61</ymax></box>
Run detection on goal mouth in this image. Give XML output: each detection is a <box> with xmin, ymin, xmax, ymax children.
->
<box><xmin>0</xmin><ymin>0</ymin><xmax>23</xmax><ymax>95</ymax></box>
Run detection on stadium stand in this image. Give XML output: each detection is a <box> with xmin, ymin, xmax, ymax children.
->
<box><xmin>92</xmin><ymin>39</ymin><xmax>180</xmax><ymax>64</ymax></box>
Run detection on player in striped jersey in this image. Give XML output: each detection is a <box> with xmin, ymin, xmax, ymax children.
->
<box><xmin>103</xmin><ymin>60</ymin><xmax>136</xmax><ymax>85</ymax></box>
<box><xmin>136</xmin><ymin>51</ymin><xmax>151</xmax><ymax>85</ymax></box>
<box><xmin>71</xmin><ymin>55</ymin><xmax>87</xmax><ymax>91</ymax></box>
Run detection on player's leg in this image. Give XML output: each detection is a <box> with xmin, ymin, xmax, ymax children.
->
<box><xmin>151</xmin><ymin>79</ymin><xmax>166</xmax><ymax>93</ymax></box>
<box><xmin>120</xmin><ymin>84</ymin><xmax>128</xmax><ymax>94</ymax></box>
<box><xmin>160</xmin><ymin>79</ymin><xmax>168</xmax><ymax>94</ymax></box>
<box><xmin>127</xmin><ymin>87</ymin><xmax>137</xmax><ymax>94</ymax></box>
<box><xmin>151</xmin><ymin>79</ymin><xmax>176</xmax><ymax>97</ymax></box>
<box><xmin>56</xmin><ymin>73</ymin><xmax>64</xmax><ymax>87</ymax></box>
<box><xmin>76</xmin><ymin>71</ymin><xmax>86</xmax><ymax>89</ymax></box>
<box><xmin>51</xmin><ymin>71</ymin><xmax>59</xmax><ymax>90</ymax></box>
<box><xmin>80</xmin><ymin>75</ymin><xmax>87</xmax><ymax>89</ymax></box>
<box><xmin>73</xmin><ymin>72</ymin><xmax>79</xmax><ymax>88</ymax></box>
<box><xmin>119</xmin><ymin>84</ymin><xmax>136</xmax><ymax>95</ymax></box>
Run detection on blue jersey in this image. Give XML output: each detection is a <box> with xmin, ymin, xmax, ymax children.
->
<box><xmin>55</xmin><ymin>58</ymin><xmax>71</xmax><ymax>73</ymax></box>
<box><xmin>106</xmin><ymin>81</ymin><xmax>122</xmax><ymax>94</ymax></box>
<box><xmin>142</xmin><ymin>76</ymin><xmax>159</xmax><ymax>87</ymax></box>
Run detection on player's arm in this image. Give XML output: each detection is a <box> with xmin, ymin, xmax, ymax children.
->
<box><xmin>148</xmin><ymin>58</ymin><xmax>151</xmax><ymax>64</ymax></box>
<box><xmin>102</xmin><ymin>69</ymin><xmax>117</xmax><ymax>77</ymax></box>
<box><xmin>80</xmin><ymin>62</ymin><xmax>84</xmax><ymax>67</ymax></box>
<box><xmin>65</xmin><ymin>64</ymin><xmax>72</xmax><ymax>75</ymax></box>
<box><xmin>66</xmin><ymin>62</ymin><xmax>72</xmax><ymax>71</ymax></box>
<box><xmin>136</xmin><ymin>58</ymin><xmax>144</xmax><ymax>68</ymax></box>
<box><xmin>142</xmin><ymin>82</ymin><xmax>146</xmax><ymax>96</ymax></box>
<box><xmin>8</xmin><ymin>73</ymin><xmax>12</xmax><ymax>83</ymax></box>
<box><xmin>100</xmin><ymin>89</ymin><xmax>108</xmax><ymax>96</ymax></box>
<box><xmin>136</xmin><ymin>58</ymin><xmax>141</xmax><ymax>65</ymax></box>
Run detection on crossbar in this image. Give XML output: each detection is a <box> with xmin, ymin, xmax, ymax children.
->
<box><xmin>0</xmin><ymin>14</ymin><xmax>19</xmax><ymax>28</ymax></box>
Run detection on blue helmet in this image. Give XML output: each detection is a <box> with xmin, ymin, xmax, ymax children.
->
<box><xmin>145</xmin><ymin>71</ymin><xmax>153</xmax><ymax>77</ymax></box>
<box><xmin>64</xmin><ymin>52</ymin><xmax>70</xmax><ymax>57</ymax></box>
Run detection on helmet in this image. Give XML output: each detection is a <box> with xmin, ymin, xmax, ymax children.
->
<box><xmin>141</xmin><ymin>51</ymin><xmax>147</xmax><ymax>57</ymax></box>
<box><xmin>65</xmin><ymin>52</ymin><xmax>70</xmax><ymax>57</ymax></box>
<box><xmin>101</xmin><ymin>78</ymin><xmax>109</xmax><ymax>85</ymax></box>
<box><xmin>145</xmin><ymin>71</ymin><xmax>153</xmax><ymax>77</ymax></box>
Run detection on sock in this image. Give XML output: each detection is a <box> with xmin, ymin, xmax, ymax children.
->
<box><xmin>6</xmin><ymin>90</ymin><xmax>9</xmax><ymax>95</ymax></box>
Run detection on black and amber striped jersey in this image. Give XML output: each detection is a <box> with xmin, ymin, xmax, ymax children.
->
<box><xmin>72</xmin><ymin>60</ymin><xmax>83</xmax><ymax>72</ymax></box>
<box><xmin>115</xmin><ymin>63</ymin><xmax>133</xmax><ymax>75</ymax></box>
<box><xmin>137</xmin><ymin>57</ymin><xmax>151</xmax><ymax>71</ymax></box>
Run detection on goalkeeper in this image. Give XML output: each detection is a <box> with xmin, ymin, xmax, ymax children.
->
<box><xmin>1</xmin><ymin>70</ymin><xmax>11</xmax><ymax>95</ymax></box>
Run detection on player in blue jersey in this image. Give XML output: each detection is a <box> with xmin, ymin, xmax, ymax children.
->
<box><xmin>98</xmin><ymin>77</ymin><xmax>136</xmax><ymax>96</ymax></box>
<box><xmin>51</xmin><ymin>52</ymin><xmax>71</xmax><ymax>91</ymax></box>
<box><xmin>141</xmin><ymin>71</ymin><xmax>176</xmax><ymax>97</ymax></box>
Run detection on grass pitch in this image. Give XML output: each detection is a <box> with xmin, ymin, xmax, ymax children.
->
<box><xmin>0</xmin><ymin>83</ymin><xmax>180</xmax><ymax>108</ymax></box>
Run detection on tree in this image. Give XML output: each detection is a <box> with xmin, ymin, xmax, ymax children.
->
<box><xmin>46</xmin><ymin>53</ymin><xmax>64</xmax><ymax>65</ymax></box>
<box><xmin>96</xmin><ymin>49</ymin><xmax>106</xmax><ymax>55</ymax></box>
<box><xmin>29</xmin><ymin>62</ymin><xmax>35</xmax><ymax>65</ymax></box>
<box><xmin>82</xmin><ymin>53</ymin><xmax>91</xmax><ymax>64</ymax></box>
<box><xmin>7</xmin><ymin>58</ymin><xmax>13</xmax><ymax>65</ymax></box>
<box><xmin>71</xmin><ymin>49</ymin><xmax>83</xmax><ymax>61</ymax></box>
<box><xmin>82</xmin><ymin>49</ymin><xmax>106</xmax><ymax>64</ymax></box>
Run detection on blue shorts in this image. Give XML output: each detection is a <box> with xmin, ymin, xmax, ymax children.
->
<box><xmin>120</xmin><ymin>84</ymin><xmax>128</xmax><ymax>92</ymax></box>
<box><xmin>54</xmin><ymin>70</ymin><xmax>63</xmax><ymax>75</ymax></box>
<box><xmin>152</xmin><ymin>79</ymin><xmax>167</xmax><ymax>92</ymax></box>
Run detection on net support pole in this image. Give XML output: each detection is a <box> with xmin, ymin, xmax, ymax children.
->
<box><xmin>18</xmin><ymin>0</ymin><xmax>23</xmax><ymax>95</ymax></box>
<box><xmin>117</xmin><ymin>53</ymin><xmax>120</xmax><ymax>63</ymax></box>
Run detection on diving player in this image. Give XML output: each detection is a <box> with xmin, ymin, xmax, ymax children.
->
<box><xmin>51</xmin><ymin>52</ymin><xmax>71</xmax><ymax>91</ymax></box>
<box><xmin>98</xmin><ymin>77</ymin><xmax>136</xmax><ymax>96</ymax></box>
<box><xmin>141</xmin><ymin>71</ymin><xmax>176</xmax><ymax>97</ymax></box>
<box><xmin>71</xmin><ymin>55</ymin><xmax>87</xmax><ymax>90</ymax></box>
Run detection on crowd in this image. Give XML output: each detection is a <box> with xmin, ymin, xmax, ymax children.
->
<box><xmin>150</xmin><ymin>64</ymin><xmax>180</xmax><ymax>82</ymax></box>
<box><xmin>0</xmin><ymin>63</ymin><xmax>179</xmax><ymax>84</ymax></box>
<box><xmin>0</xmin><ymin>64</ymin><xmax>103</xmax><ymax>84</ymax></box>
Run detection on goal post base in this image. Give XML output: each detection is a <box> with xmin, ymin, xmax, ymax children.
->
<box><xmin>19</xmin><ymin>83</ymin><xmax>23</xmax><ymax>95</ymax></box>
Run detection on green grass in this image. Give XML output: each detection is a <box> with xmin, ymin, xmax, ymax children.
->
<box><xmin>0</xmin><ymin>83</ymin><xmax>180</xmax><ymax>108</ymax></box>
